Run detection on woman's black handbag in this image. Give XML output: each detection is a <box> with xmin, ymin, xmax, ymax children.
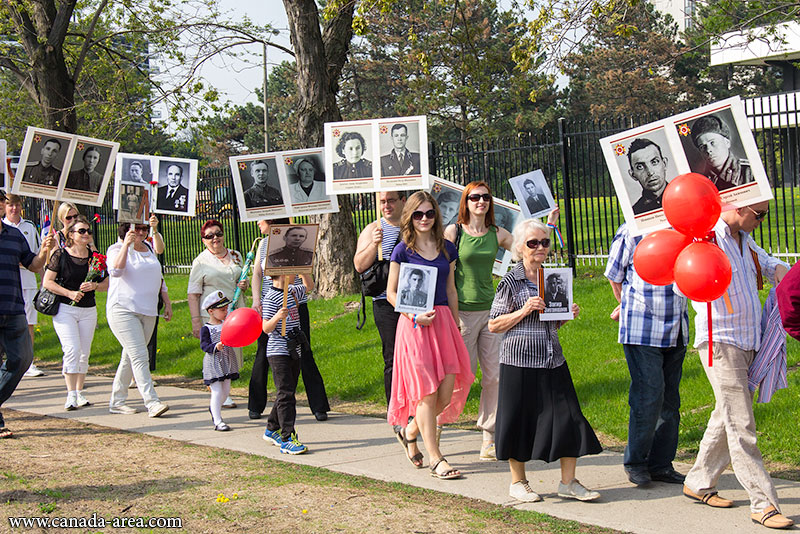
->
<box><xmin>356</xmin><ymin>233</ymin><xmax>400</xmax><ymax>330</ymax></box>
<box><xmin>33</xmin><ymin>287</ymin><xmax>60</xmax><ymax>315</ymax></box>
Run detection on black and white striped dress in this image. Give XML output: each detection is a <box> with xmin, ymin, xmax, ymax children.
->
<box><xmin>201</xmin><ymin>323</ymin><xmax>241</xmax><ymax>385</ymax></box>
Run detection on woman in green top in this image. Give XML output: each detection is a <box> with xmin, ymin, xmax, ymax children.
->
<box><xmin>444</xmin><ymin>181</ymin><xmax>558</xmax><ymax>461</ymax></box>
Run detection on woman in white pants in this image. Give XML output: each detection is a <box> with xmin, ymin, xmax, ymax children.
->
<box><xmin>107</xmin><ymin>222</ymin><xmax>173</xmax><ymax>417</ymax></box>
<box><xmin>42</xmin><ymin>216</ymin><xmax>108</xmax><ymax>410</ymax></box>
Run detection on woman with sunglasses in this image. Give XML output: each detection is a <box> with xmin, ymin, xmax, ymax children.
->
<box><xmin>107</xmin><ymin>222</ymin><xmax>173</xmax><ymax>417</ymax></box>
<box><xmin>56</xmin><ymin>202</ymin><xmax>97</xmax><ymax>252</ymax></box>
<box><xmin>188</xmin><ymin>220</ymin><xmax>247</xmax><ymax>408</ymax></box>
<box><xmin>386</xmin><ymin>191</ymin><xmax>474</xmax><ymax>479</ymax></box>
<box><xmin>488</xmin><ymin>218</ymin><xmax>601</xmax><ymax>503</ymax></box>
<box><xmin>42</xmin><ymin>216</ymin><xmax>109</xmax><ymax>410</ymax></box>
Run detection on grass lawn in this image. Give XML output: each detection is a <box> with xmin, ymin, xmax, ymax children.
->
<box><xmin>31</xmin><ymin>268</ymin><xmax>800</xmax><ymax>472</ymax></box>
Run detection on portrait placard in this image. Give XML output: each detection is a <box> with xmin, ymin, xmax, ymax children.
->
<box><xmin>377</xmin><ymin>115</ymin><xmax>429</xmax><ymax>191</ymax></box>
<box><xmin>13</xmin><ymin>126</ymin><xmax>75</xmax><ymax>201</ymax></box>
<box><xmin>600</xmin><ymin>121</ymin><xmax>685</xmax><ymax>235</ymax></box>
<box><xmin>492</xmin><ymin>197</ymin><xmax>522</xmax><ymax>276</ymax></box>
<box><xmin>394</xmin><ymin>262</ymin><xmax>437</xmax><ymax>314</ymax></box>
<box><xmin>115</xmin><ymin>184</ymin><xmax>148</xmax><ymax>224</ymax></box>
<box><xmin>0</xmin><ymin>139</ymin><xmax>6</xmax><ymax>191</ymax></box>
<box><xmin>230</xmin><ymin>154</ymin><xmax>290</xmax><ymax>222</ymax></box>
<box><xmin>509</xmin><ymin>169</ymin><xmax>557</xmax><ymax>219</ymax></box>
<box><xmin>264</xmin><ymin>223</ymin><xmax>319</xmax><ymax>275</ymax></box>
<box><xmin>429</xmin><ymin>176</ymin><xmax>463</xmax><ymax>228</ymax></box>
<box><xmin>539</xmin><ymin>267</ymin><xmax>573</xmax><ymax>322</ymax></box>
<box><xmin>324</xmin><ymin>119</ymin><xmax>377</xmax><ymax>194</ymax></box>
<box><xmin>153</xmin><ymin>157</ymin><xmax>198</xmax><ymax>217</ymax></box>
<box><xmin>278</xmin><ymin>148</ymin><xmax>339</xmax><ymax>216</ymax></box>
<box><xmin>117</xmin><ymin>153</ymin><xmax>155</xmax><ymax>186</ymax></box>
<box><xmin>671</xmin><ymin>96</ymin><xmax>772</xmax><ymax>207</ymax></box>
<box><xmin>61</xmin><ymin>135</ymin><xmax>119</xmax><ymax>206</ymax></box>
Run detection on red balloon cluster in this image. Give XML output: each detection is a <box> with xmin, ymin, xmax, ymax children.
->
<box><xmin>221</xmin><ymin>307</ymin><xmax>263</xmax><ymax>347</ymax></box>
<box><xmin>632</xmin><ymin>173</ymin><xmax>731</xmax><ymax>302</ymax></box>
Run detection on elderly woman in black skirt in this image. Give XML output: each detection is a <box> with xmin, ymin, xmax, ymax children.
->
<box><xmin>488</xmin><ymin>218</ymin><xmax>601</xmax><ymax>503</ymax></box>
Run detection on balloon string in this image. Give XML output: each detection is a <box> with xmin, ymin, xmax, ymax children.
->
<box><xmin>707</xmin><ymin>301</ymin><xmax>713</xmax><ymax>368</ymax></box>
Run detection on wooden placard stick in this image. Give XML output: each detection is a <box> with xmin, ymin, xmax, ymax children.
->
<box><xmin>281</xmin><ymin>275</ymin><xmax>290</xmax><ymax>336</ymax></box>
<box><xmin>537</xmin><ymin>267</ymin><xmax>546</xmax><ymax>310</ymax></box>
<box><xmin>47</xmin><ymin>200</ymin><xmax>60</xmax><ymax>262</ymax></box>
<box><xmin>376</xmin><ymin>192</ymin><xmax>383</xmax><ymax>261</ymax></box>
<box><xmin>723</xmin><ymin>291</ymin><xmax>734</xmax><ymax>314</ymax></box>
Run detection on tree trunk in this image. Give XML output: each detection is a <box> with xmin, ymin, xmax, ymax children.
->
<box><xmin>284</xmin><ymin>0</ymin><xmax>359</xmax><ymax>297</ymax></box>
<box><xmin>31</xmin><ymin>53</ymin><xmax>77</xmax><ymax>132</ymax></box>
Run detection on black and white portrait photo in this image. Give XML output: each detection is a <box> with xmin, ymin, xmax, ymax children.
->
<box><xmin>394</xmin><ymin>262</ymin><xmax>437</xmax><ymax>314</ymax></box>
<box><xmin>324</xmin><ymin>119</ymin><xmax>377</xmax><ymax>194</ymax></box>
<box><xmin>265</xmin><ymin>224</ymin><xmax>319</xmax><ymax>274</ymax></box>
<box><xmin>243</xmin><ymin>158</ymin><xmax>282</xmax><ymax>209</ymax></box>
<box><xmin>509</xmin><ymin>169</ymin><xmax>556</xmax><ymax>219</ymax></box>
<box><xmin>119</xmin><ymin>155</ymin><xmax>153</xmax><ymax>185</ymax></box>
<box><xmin>540</xmin><ymin>268</ymin><xmax>573</xmax><ymax>322</ymax></box>
<box><xmin>14</xmin><ymin>127</ymin><xmax>74</xmax><ymax>198</ymax></box>
<box><xmin>280</xmin><ymin>149</ymin><xmax>339</xmax><ymax>217</ymax></box>
<box><xmin>59</xmin><ymin>136</ymin><xmax>119</xmax><ymax>205</ymax></box>
<box><xmin>429</xmin><ymin>178</ymin><xmax>463</xmax><ymax>227</ymax></box>
<box><xmin>230</xmin><ymin>153</ymin><xmax>290</xmax><ymax>222</ymax></box>
<box><xmin>377</xmin><ymin>117</ymin><xmax>430</xmax><ymax>190</ymax></box>
<box><xmin>492</xmin><ymin>199</ymin><xmax>521</xmax><ymax>276</ymax></box>
<box><xmin>117</xmin><ymin>184</ymin><xmax>147</xmax><ymax>224</ymax></box>
<box><xmin>154</xmin><ymin>157</ymin><xmax>198</xmax><ymax>216</ymax></box>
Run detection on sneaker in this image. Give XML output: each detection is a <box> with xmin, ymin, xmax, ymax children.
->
<box><xmin>222</xmin><ymin>396</ymin><xmax>236</xmax><ymax>409</ymax></box>
<box><xmin>509</xmin><ymin>480</ymin><xmax>542</xmax><ymax>502</ymax></box>
<box><xmin>24</xmin><ymin>364</ymin><xmax>44</xmax><ymax>377</ymax></box>
<box><xmin>76</xmin><ymin>392</ymin><xmax>91</xmax><ymax>407</ymax></box>
<box><xmin>262</xmin><ymin>428</ymin><xmax>283</xmax><ymax>447</ymax></box>
<box><xmin>64</xmin><ymin>393</ymin><xmax>77</xmax><ymax>411</ymax></box>
<box><xmin>280</xmin><ymin>433</ymin><xmax>308</xmax><ymax>455</ymax></box>
<box><xmin>479</xmin><ymin>442</ymin><xmax>497</xmax><ymax>461</ymax></box>
<box><xmin>147</xmin><ymin>402</ymin><xmax>169</xmax><ymax>418</ymax></box>
<box><xmin>558</xmin><ymin>479</ymin><xmax>600</xmax><ymax>502</ymax></box>
<box><xmin>109</xmin><ymin>404</ymin><xmax>137</xmax><ymax>415</ymax></box>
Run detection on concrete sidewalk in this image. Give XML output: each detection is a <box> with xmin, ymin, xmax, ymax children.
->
<box><xmin>7</xmin><ymin>373</ymin><xmax>799</xmax><ymax>534</ymax></box>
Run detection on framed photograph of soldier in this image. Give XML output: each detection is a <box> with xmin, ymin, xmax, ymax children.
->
<box><xmin>671</xmin><ymin>96</ymin><xmax>772</xmax><ymax>207</ymax></box>
<box><xmin>153</xmin><ymin>157</ymin><xmax>198</xmax><ymax>217</ymax></box>
<box><xmin>264</xmin><ymin>223</ymin><xmax>319</xmax><ymax>275</ymax></box>
<box><xmin>117</xmin><ymin>153</ymin><xmax>155</xmax><ymax>186</ymax></box>
<box><xmin>429</xmin><ymin>176</ymin><xmax>463</xmax><ymax>227</ymax></box>
<box><xmin>508</xmin><ymin>169</ymin><xmax>556</xmax><ymax>219</ymax></box>
<box><xmin>394</xmin><ymin>262</ymin><xmax>437</xmax><ymax>314</ymax></box>
<box><xmin>0</xmin><ymin>139</ymin><xmax>6</xmax><ymax>191</ymax></box>
<box><xmin>13</xmin><ymin>126</ymin><xmax>75</xmax><ymax>200</ymax></box>
<box><xmin>230</xmin><ymin>154</ymin><xmax>290</xmax><ymax>222</ymax></box>
<box><xmin>492</xmin><ymin>198</ymin><xmax>522</xmax><ymax>276</ymax></box>
<box><xmin>539</xmin><ymin>267</ymin><xmax>573</xmax><ymax>322</ymax></box>
<box><xmin>324</xmin><ymin>118</ymin><xmax>377</xmax><ymax>194</ymax></box>
<box><xmin>377</xmin><ymin>115</ymin><xmax>429</xmax><ymax>191</ymax></box>
<box><xmin>60</xmin><ymin>136</ymin><xmax>119</xmax><ymax>206</ymax></box>
<box><xmin>599</xmin><ymin>121</ymin><xmax>684</xmax><ymax>236</ymax></box>
<box><xmin>280</xmin><ymin>148</ymin><xmax>339</xmax><ymax>216</ymax></box>
<box><xmin>115</xmin><ymin>184</ymin><xmax>148</xmax><ymax>224</ymax></box>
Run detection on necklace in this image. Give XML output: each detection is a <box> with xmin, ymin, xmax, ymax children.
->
<box><xmin>214</xmin><ymin>249</ymin><xmax>229</xmax><ymax>259</ymax></box>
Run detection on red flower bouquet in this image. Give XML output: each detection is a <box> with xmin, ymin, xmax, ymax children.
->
<box><xmin>72</xmin><ymin>252</ymin><xmax>107</xmax><ymax>305</ymax></box>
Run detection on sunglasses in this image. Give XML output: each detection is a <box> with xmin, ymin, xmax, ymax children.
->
<box><xmin>203</xmin><ymin>230</ymin><xmax>224</xmax><ymax>240</ymax></box>
<box><xmin>134</xmin><ymin>224</ymin><xmax>149</xmax><ymax>232</ymax></box>
<box><xmin>411</xmin><ymin>209</ymin><xmax>436</xmax><ymax>221</ymax></box>
<box><xmin>746</xmin><ymin>206</ymin><xmax>768</xmax><ymax>221</ymax></box>
<box><xmin>526</xmin><ymin>238</ymin><xmax>551</xmax><ymax>249</ymax></box>
<box><xmin>72</xmin><ymin>227</ymin><xmax>92</xmax><ymax>235</ymax></box>
<box><xmin>467</xmin><ymin>193</ymin><xmax>492</xmax><ymax>202</ymax></box>
<box><xmin>65</xmin><ymin>214</ymin><xmax>77</xmax><ymax>222</ymax></box>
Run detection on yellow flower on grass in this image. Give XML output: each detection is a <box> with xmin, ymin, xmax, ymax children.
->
<box><xmin>302</xmin><ymin>509</ymin><xmax>308</xmax><ymax>514</ymax></box>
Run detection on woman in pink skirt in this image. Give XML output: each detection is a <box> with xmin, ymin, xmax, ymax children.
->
<box><xmin>386</xmin><ymin>191</ymin><xmax>474</xmax><ymax>479</ymax></box>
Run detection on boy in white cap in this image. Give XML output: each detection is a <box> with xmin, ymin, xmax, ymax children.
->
<box><xmin>199</xmin><ymin>291</ymin><xmax>239</xmax><ymax>431</ymax></box>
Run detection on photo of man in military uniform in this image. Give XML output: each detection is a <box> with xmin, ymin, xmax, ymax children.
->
<box><xmin>690</xmin><ymin>114</ymin><xmax>752</xmax><ymax>192</ymax></box>
<box><xmin>243</xmin><ymin>159</ymin><xmax>282</xmax><ymax>208</ymax></box>
<box><xmin>398</xmin><ymin>268</ymin><xmax>428</xmax><ymax>308</ymax></box>
<box><xmin>23</xmin><ymin>138</ymin><xmax>64</xmax><ymax>186</ymax></box>
<box><xmin>267</xmin><ymin>226</ymin><xmax>315</xmax><ymax>268</ymax></box>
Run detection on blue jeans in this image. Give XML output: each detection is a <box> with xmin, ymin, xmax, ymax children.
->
<box><xmin>622</xmin><ymin>340</ymin><xmax>686</xmax><ymax>474</ymax></box>
<box><xmin>0</xmin><ymin>314</ymin><xmax>34</xmax><ymax>428</ymax></box>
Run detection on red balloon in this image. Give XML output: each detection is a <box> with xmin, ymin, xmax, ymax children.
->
<box><xmin>221</xmin><ymin>307</ymin><xmax>262</xmax><ymax>347</ymax></box>
<box><xmin>633</xmin><ymin>229</ymin><xmax>693</xmax><ymax>285</ymax></box>
<box><xmin>673</xmin><ymin>242</ymin><xmax>732</xmax><ymax>302</ymax></box>
<box><xmin>662</xmin><ymin>173</ymin><xmax>722</xmax><ymax>238</ymax></box>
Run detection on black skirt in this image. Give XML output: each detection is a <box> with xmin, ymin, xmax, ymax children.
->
<box><xmin>495</xmin><ymin>362</ymin><xmax>602</xmax><ymax>463</ymax></box>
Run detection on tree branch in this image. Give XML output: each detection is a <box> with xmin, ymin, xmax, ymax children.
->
<box><xmin>72</xmin><ymin>0</ymin><xmax>109</xmax><ymax>84</ymax></box>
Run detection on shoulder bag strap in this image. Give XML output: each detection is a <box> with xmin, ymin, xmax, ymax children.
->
<box><xmin>749</xmin><ymin>246</ymin><xmax>763</xmax><ymax>291</ymax></box>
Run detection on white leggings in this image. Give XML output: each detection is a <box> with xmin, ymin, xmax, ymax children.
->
<box><xmin>52</xmin><ymin>304</ymin><xmax>97</xmax><ymax>374</ymax></box>
<box><xmin>209</xmin><ymin>380</ymin><xmax>231</xmax><ymax>425</ymax></box>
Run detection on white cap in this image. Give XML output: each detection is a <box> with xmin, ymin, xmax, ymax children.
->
<box><xmin>202</xmin><ymin>290</ymin><xmax>230</xmax><ymax>310</ymax></box>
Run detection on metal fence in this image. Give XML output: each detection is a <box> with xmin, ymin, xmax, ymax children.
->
<box><xmin>19</xmin><ymin>90</ymin><xmax>800</xmax><ymax>272</ymax></box>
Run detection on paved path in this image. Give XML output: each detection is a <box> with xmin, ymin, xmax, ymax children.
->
<box><xmin>7</xmin><ymin>374</ymin><xmax>800</xmax><ymax>533</ymax></box>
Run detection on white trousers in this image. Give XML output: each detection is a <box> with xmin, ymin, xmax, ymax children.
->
<box><xmin>52</xmin><ymin>303</ymin><xmax>97</xmax><ymax>374</ymax></box>
<box><xmin>107</xmin><ymin>304</ymin><xmax>159</xmax><ymax>409</ymax></box>
<box><xmin>459</xmin><ymin>309</ymin><xmax>500</xmax><ymax>441</ymax></box>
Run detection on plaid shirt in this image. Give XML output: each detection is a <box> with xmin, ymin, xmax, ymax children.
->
<box><xmin>604</xmin><ymin>224</ymin><xmax>689</xmax><ymax>348</ymax></box>
<box><xmin>0</xmin><ymin>222</ymin><xmax>37</xmax><ymax>316</ymax></box>
<box><xmin>490</xmin><ymin>262</ymin><xmax>565</xmax><ymax>369</ymax></box>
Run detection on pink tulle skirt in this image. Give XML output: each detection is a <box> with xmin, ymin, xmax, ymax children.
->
<box><xmin>387</xmin><ymin>305</ymin><xmax>475</xmax><ymax>426</ymax></box>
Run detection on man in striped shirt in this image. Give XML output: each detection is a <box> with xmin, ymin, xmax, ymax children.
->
<box><xmin>605</xmin><ymin>223</ymin><xmax>689</xmax><ymax>487</ymax></box>
<box><xmin>682</xmin><ymin>201</ymin><xmax>793</xmax><ymax>529</ymax></box>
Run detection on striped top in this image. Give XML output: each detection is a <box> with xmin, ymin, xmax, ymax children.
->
<box><xmin>0</xmin><ymin>222</ymin><xmax>37</xmax><ymax>315</ymax></box>
<box><xmin>490</xmin><ymin>262</ymin><xmax>565</xmax><ymax>369</ymax></box>
<box><xmin>604</xmin><ymin>223</ymin><xmax>689</xmax><ymax>347</ymax></box>
<box><xmin>259</xmin><ymin>238</ymin><xmax>307</xmax><ymax>304</ymax></box>
<box><xmin>374</xmin><ymin>218</ymin><xmax>402</xmax><ymax>301</ymax></box>
<box><xmin>748</xmin><ymin>289</ymin><xmax>788</xmax><ymax>403</ymax></box>
<box><xmin>261</xmin><ymin>283</ymin><xmax>305</xmax><ymax>358</ymax></box>
<box><xmin>691</xmin><ymin>218</ymin><xmax>789</xmax><ymax>351</ymax></box>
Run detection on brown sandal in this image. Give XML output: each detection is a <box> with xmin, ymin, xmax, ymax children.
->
<box><xmin>430</xmin><ymin>457</ymin><xmax>462</xmax><ymax>480</ymax></box>
<box><xmin>395</xmin><ymin>427</ymin><xmax>423</xmax><ymax>468</ymax></box>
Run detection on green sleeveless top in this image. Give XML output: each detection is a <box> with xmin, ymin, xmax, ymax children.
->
<box><xmin>455</xmin><ymin>225</ymin><xmax>498</xmax><ymax>311</ymax></box>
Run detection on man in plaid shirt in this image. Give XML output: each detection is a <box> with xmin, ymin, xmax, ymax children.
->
<box><xmin>605</xmin><ymin>223</ymin><xmax>689</xmax><ymax>487</ymax></box>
